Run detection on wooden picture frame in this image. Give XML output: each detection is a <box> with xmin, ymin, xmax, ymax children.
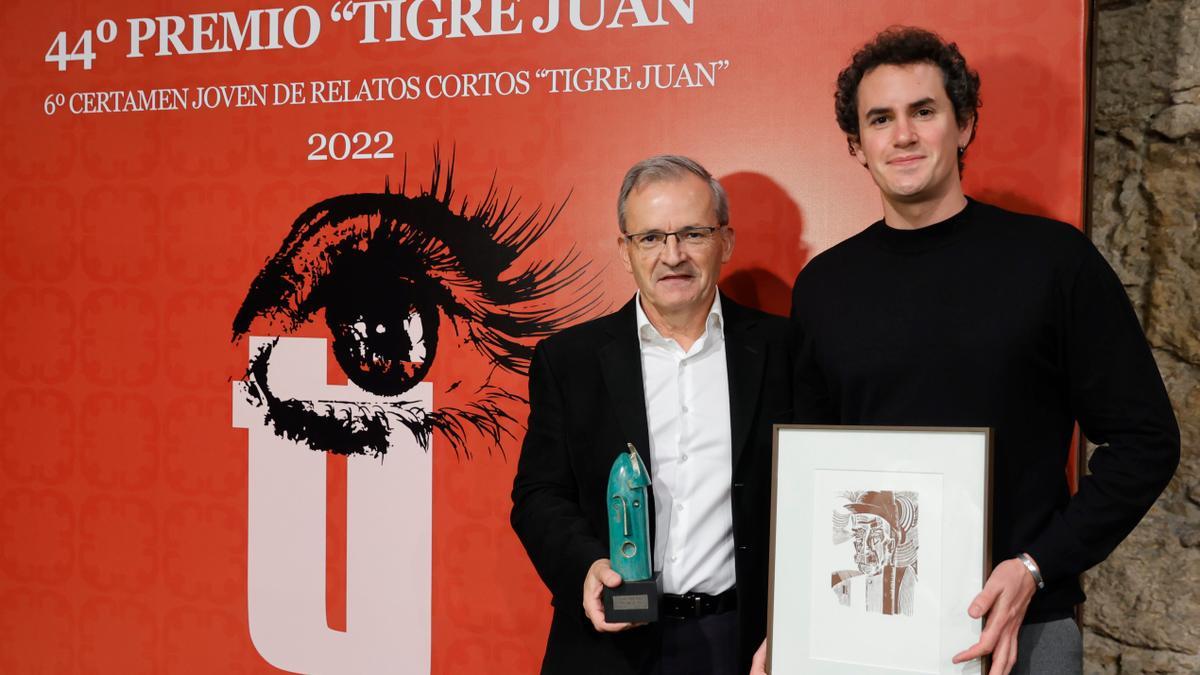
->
<box><xmin>767</xmin><ymin>425</ymin><xmax>992</xmax><ymax>674</ymax></box>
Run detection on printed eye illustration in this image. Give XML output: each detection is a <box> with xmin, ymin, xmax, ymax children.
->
<box><xmin>232</xmin><ymin>149</ymin><xmax>600</xmax><ymax>458</ymax></box>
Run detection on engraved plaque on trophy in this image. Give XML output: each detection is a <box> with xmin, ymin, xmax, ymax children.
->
<box><xmin>603</xmin><ymin>443</ymin><xmax>659</xmax><ymax>623</ymax></box>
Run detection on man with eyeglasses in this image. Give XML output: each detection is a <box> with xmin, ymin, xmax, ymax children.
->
<box><xmin>512</xmin><ymin>155</ymin><xmax>792</xmax><ymax>674</ymax></box>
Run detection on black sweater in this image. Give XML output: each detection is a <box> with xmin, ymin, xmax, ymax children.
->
<box><xmin>790</xmin><ymin>198</ymin><xmax>1179</xmax><ymax>622</ymax></box>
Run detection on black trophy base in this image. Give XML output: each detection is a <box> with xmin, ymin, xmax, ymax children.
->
<box><xmin>603</xmin><ymin>573</ymin><xmax>659</xmax><ymax>623</ymax></box>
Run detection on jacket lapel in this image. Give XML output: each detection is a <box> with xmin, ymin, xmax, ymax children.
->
<box><xmin>597</xmin><ymin>298</ymin><xmax>652</xmax><ymax>473</ymax></box>
<box><xmin>722</xmin><ymin>295</ymin><xmax>767</xmax><ymax>475</ymax></box>
<box><xmin>598</xmin><ymin>298</ymin><xmax>656</xmax><ymax>545</ymax></box>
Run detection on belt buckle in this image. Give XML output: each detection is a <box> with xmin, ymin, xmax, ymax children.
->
<box><xmin>691</xmin><ymin>593</ymin><xmax>704</xmax><ymax>617</ymax></box>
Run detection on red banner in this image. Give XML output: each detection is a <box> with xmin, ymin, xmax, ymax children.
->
<box><xmin>1</xmin><ymin>2</ymin><xmax>1087</xmax><ymax>672</ymax></box>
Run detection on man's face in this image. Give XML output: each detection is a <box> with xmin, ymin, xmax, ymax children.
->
<box><xmin>850</xmin><ymin>62</ymin><xmax>974</xmax><ymax>207</ymax></box>
<box><xmin>618</xmin><ymin>174</ymin><xmax>733</xmax><ymax>317</ymax></box>
<box><xmin>851</xmin><ymin>514</ymin><xmax>895</xmax><ymax>576</ymax></box>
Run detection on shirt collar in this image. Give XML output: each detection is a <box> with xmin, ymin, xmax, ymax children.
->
<box><xmin>635</xmin><ymin>291</ymin><xmax>725</xmax><ymax>345</ymax></box>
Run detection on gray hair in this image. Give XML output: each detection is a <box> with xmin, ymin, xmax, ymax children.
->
<box><xmin>616</xmin><ymin>154</ymin><xmax>729</xmax><ymax>232</ymax></box>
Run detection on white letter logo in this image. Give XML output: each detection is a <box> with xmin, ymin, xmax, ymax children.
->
<box><xmin>233</xmin><ymin>337</ymin><xmax>431</xmax><ymax>674</ymax></box>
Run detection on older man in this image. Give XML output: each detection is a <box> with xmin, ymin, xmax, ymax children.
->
<box><xmin>511</xmin><ymin>155</ymin><xmax>792</xmax><ymax>674</ymax></box>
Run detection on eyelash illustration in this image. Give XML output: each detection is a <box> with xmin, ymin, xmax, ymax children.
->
<box><xmin>232</xmin><ymin>147</ymin><xmax>602</xmax><ymax>458</ymax></box>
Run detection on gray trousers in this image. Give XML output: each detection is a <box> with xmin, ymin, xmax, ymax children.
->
<box><xmin>1012</xmin><ymin>618</ymin><xmax>1082</xmax><ymax>675</ymax></box>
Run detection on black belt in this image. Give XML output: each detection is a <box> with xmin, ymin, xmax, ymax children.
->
<box><xmin>661</xmin><ymin>588</ymin><xmax>738</xmax><ymax>619</ymax></box>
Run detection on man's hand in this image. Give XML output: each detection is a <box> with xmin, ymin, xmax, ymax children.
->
<box><xmin>582</xmin><ymin>558</ymin><xmax>637</xmax><ymax>632</ymax></box>
<box><xmin>749</xmin><ymin>638</ymin><xmax>768</xmax><ymax>674</ymax></box>
<box><xmin>952</xmin><ymin>557</ymin><xmax>1038</xmax><ymax>675</ymax></box>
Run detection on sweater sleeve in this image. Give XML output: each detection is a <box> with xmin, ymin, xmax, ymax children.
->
<box><xmin>790</xmin><ymin>270</ymin><xmax>840</xmax><ymax>425</ymax></box>
<box><xmin>510</xmin><ymin>340</ymin><xmax>608</xmax><ymax>604</ymax></box>
<box><xmin>1022</xmin><ymin>240</ymin><xmax>1180</xmax><ymax>583</ymax></box>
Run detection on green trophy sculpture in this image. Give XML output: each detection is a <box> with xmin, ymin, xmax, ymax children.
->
<box><xmin>603</xmin><ymin>443</ymin><xmax>659</xmax><ymax>622</ymax></box>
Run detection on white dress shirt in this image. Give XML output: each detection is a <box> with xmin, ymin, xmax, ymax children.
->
<box><xmin>635</xmin><ymin>293</ymin><xmax>735</xmax><ymax>595</ymax></box>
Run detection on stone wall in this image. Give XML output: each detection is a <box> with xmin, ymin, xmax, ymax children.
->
<box><xmin>1085</xmin><ymin>0</ymin><xmax>1200</xmax><ymax>672</ymax></box>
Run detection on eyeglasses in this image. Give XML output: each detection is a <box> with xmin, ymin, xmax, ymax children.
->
<box><xmin>623</xmin><ymin>226</ymin><xmax>724</xmax><ymax>252</ymax></box>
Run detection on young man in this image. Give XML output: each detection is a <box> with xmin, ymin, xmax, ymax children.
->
<box><xmin>512</xmin><ymin>156</ymin><xmax>792</xmax><ymax>674</ymax></box>
<box><xmin>755</xmin><ymin>27</ymin><xmax>1179</xmax><ymax>675</ymax></box>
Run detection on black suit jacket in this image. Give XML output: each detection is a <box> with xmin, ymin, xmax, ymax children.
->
<box><xmin>511</xmin><ymin>294</ymin><xmax>792</xmax><ymax>674</ymax></box>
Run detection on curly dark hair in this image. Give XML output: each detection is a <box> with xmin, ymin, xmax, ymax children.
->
<box><xmin>835</xmin><ymin>26</ymin><xmax>981</xmax><ymax>170</ymax></box>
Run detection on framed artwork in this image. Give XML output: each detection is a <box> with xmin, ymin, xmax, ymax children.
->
<box><xmin>767</xmin><ymin>426</ymin><xmax>992</xmax><ymax>674</ymax></box>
